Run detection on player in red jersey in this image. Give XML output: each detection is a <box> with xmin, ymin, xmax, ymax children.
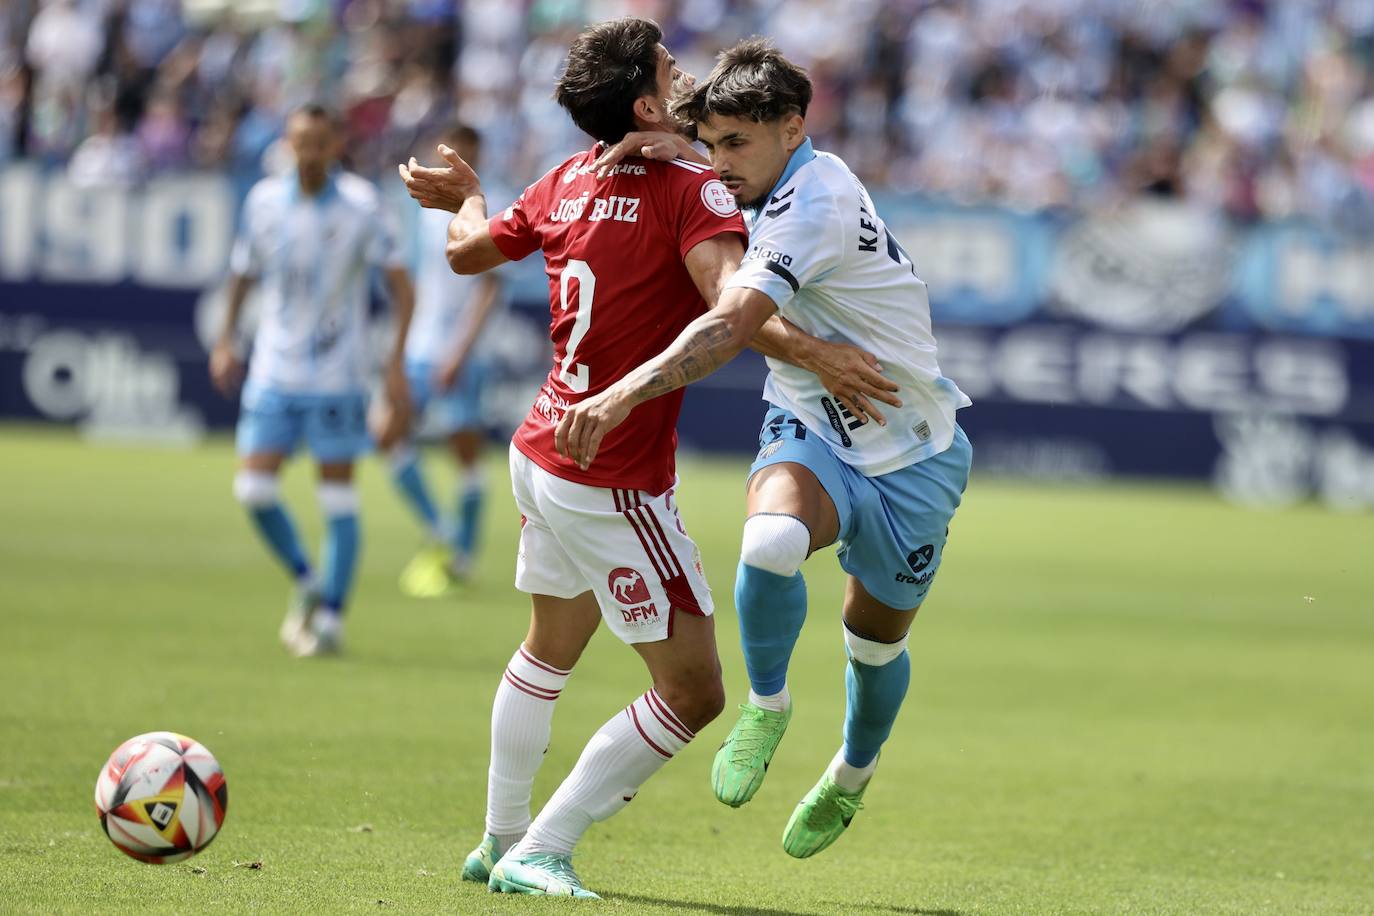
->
<box><xmin>400</xmin><ymin>17</ymin><xmax>897</xmax><ymax>899</ymax></box>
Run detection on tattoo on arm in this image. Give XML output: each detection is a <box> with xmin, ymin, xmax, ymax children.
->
<box><xmin>621</xmin><ymin>319</ymin><xmax>739</xmax><ymax>405</ymax></box>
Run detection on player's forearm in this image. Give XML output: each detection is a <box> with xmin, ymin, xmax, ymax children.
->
<box><xmin>386</xmin><ymin>271</ymin><xmax>415</xmax><ymax>363</ymax></box>
<box><xmin>445</xmin><ymin>194</ymin><xmax>491</xmax><ymax>274</ymax></box>
<box><xmin>748</xmin><ymin>315</ymin><xmax>821</xmax><ymax>371</ymax></box>
<box><xmin>612</xmin><ymin>313</ymin><xmax>753</xmax><ymax>409</ymax></box>
<box><xmin>218</xmin><ymin>274</ymin><xmax>253</xmax><ymax>345</ymax></box>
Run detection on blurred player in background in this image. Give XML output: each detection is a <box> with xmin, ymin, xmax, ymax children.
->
<box><xmin>374</xmin><ymin>124</ymin><xmax>503</xmax><ymax>598</ymax></box>
<box><xmin>210</xmin><ymin>103</ymin><xmax>414</xmax><ymax>657</ymax></box>
<box><xmin>561</xmin><ymin>40</ymin><xmax>971</xmax><ymax>859</ymax></box>
<box><xmin>400</xmin><ymin>18</ymin><xmax>894</xmax><ymax>898</ymax></box>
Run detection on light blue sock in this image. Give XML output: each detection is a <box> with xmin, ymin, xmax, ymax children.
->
<box><xmin>247</xmin><ymin>504</ymin><xmax>311</xmax><ymax>582</ymax></box>
<box><xmin>389</xmin><ymin>447</ymin><xmax>441</xmax><ymax>538</ymax></box>
<box><xmin>841</xmin><ymin>628</ymin><xmax>911</xmax><ymax>768</ymax></box>
<box><xmin>452</xmin><ymin>479</ymin><xmax>484</xmax><ymax>557</ymax></box>
<box><xmin>320</xmin><ymin>513</ymin><xmax>360</xmax><ymax>615</ymax></box>
<box><xmin>734</xmin><ymin>561</ymin><xmax>808</xmax><ymax>696</ymax></box>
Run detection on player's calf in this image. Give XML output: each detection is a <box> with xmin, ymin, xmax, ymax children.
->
<box><xmin>712</xmin><ymin>514</ymin><xmax>810</xmax><ymax>807</ymax></box>
<box><xmin>736</xmin><ymin>513</ymin><xmax>810</xmax><ymax>711</ymax></box>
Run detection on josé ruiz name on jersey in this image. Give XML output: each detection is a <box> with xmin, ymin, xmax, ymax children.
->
<box><xmin>489</xmin><ymin>146</ymin><xmax>748</xmax><ymax>494</ymax></box>
<box><xmin>406</xmin><ymin>201</ymin><xmax>508</xmax><ymax>366</ymax></box>
<box><xmin>230</xmin><ymin>172</ymin><xmax>404</xmax><ymax>394</ymax></box>
<box><xmin>724</xmin><ymin>139</ymin><xmax>971</xmax><ymax>476</ymax></box>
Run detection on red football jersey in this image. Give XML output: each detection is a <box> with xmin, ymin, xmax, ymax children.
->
<box><xmin>490</xmin><ymin>146</ymin><xmax>748</xmax><ymax>494</ymax></box>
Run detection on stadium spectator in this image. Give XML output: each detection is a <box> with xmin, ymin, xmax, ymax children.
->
<box><xmin>0</xmin><ymin>0</ymin><xmax>1371</xmax><ymax>227</ymax></box>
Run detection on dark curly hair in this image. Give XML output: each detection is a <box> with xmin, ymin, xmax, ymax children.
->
<box><xmin>555</xmin><ymin>18</ymin><xmax>663</xmax><ymax>144</ymax></box>
<box><xmin>671</xmin><ymin>38</ymin><xmax>812</xmax><ymax>126</ymax></box>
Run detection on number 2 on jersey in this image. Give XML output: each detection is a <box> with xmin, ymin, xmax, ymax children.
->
<box><xmin>558</xmin><ymin>259</ymin><xmax>596</xmax><ymax>392</ymax></box>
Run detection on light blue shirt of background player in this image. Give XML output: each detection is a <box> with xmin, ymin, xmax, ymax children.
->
<box><xmin>210</xmin><ymin>104</ymin><xmax>415</xmax><ymax>658</ymax></box>
<box><xmin>228</xmin><ymin>169</ymin><xmax>408</xmax><ymax>393</ymax></box>
<box><xmin>379</xmin><ymin>124</ymin><xmax>508</xmax><ymax>598</ymax></box>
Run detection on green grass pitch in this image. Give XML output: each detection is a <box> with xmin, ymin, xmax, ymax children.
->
<box><xmin>1</xmin><ymin>426</ymin><xmax>1371</xmax><ymax>914</ymax></box>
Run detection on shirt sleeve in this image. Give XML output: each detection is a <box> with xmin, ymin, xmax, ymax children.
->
<box><xmin>227</xmin><ymin>188</ymin><xmax>262</xmax><ymax>278</ymax></box>
<box><xmin>674</xmin><ymin>167</ymin><xmax>749</xmax><ymax>261</ymax></box>
<box><xmin>723</xmin><ymin>185</ymin><xmax>845</xmax><ymax>309</ymax></box>
<box><xmin>488</xmin><ymin>185</ymin><xmax>541</xmax><ymax>262</ymax></box>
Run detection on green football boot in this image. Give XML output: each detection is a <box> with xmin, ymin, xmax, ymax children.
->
<box><xmin>461</xmin><ymin>833</ymin><xmax>504</xmax><ymax>883</ymax></box>
<box><xmin>398</xmin><ymin>544</ymin><xmax>454</xmax><ymax>598</ymax></box>
<box><xmin>782</xmin><ymin>772</ymin><xmax>868</xmax><ymax>858</ymax></box>
<box><xmin>711</xmin><ymin>702</ymin><xmax>792</xmax><ymax>807</ymax></box>
<box><xmin>487</xmin><ymin>851</ymin><xmax>600</xmax><ymax>899</ymax></box>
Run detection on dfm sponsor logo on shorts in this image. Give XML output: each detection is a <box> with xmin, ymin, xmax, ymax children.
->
<box><xmin>608</xmin><ymin>567</ymin><xmax>659</xmax><ymax>624</ymax></box>
<box><xmin>895</xmin><ymin>544</ymin><xmax>935</xmax><ymax>586</ymax></box>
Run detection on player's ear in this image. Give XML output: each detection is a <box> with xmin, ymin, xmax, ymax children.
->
<box><xmin>782</xmin><ymin>113</ymin><xmax>805</xmax><ymax>152</ymax></box>
<box><xmin>633</xmin><ymin>94</ymin><xmax>663</xmax><ymax>128</ymax></box>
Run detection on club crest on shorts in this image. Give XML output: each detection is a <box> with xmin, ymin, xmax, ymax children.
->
<box><xmin>608</xmin><ymin>567</ymin><xmax>659</xmax><ymax>624</ymax></box>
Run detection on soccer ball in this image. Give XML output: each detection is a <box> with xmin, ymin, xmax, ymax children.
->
<box><xmin>94</xmin><ymin>732</ymin><xmax>228</xmax><ymax>864</ymax></box>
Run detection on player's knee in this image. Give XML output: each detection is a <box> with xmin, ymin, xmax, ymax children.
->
<box><xmin>739</xmin><ymin>513</ymin><xmax>810</xmax><ymax>577</ymax></box>
<box><xmin>657</xmin><ymin>671</ymin><xmax>725</xmax><ymax>733</ymax></box>
<box><xmin>316</xmin><ymin>481</ymin><xmax>359</xmax><ymax>518</ymax></box>
<box><xmin>233</xmin><ymin>470</ymin><xmax>279</xmax><ymax>508</ymax></box>
<box><xmin>844</xmin><ymin>623</ymin><xmax>909</xmax><ymax>666</ymax></box>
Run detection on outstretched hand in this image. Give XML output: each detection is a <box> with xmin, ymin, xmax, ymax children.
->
<box><xmin>398</xmin><ymin>144</ymin><xmax>483</xmax><ymax>212</ymax></box>
<box><xmin>807</xmin><ymin>341</ymin><xmax>901</xmax><ymax>427</ymax></box>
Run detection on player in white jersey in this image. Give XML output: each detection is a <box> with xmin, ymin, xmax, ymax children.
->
<box><xmin>210</xmin><ymin>104</ymin><xmax>415</xmax><ymax>657</ymax></box>
<box><xmin>373</xmin><ymin>124</ymin><xmax>504</xmax><ymax>598</ymax></box>
<box><xmin>562</xmin><ymin>40</ymin><xmax>972</xmax><ymax>858</ymax></box>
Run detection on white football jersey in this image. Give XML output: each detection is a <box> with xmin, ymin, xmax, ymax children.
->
<box><xmin>230</xmin><ymin>171</ymin><xmax>404</xmax><ymax>394</ymax></box>
<box><xmin>724</xmin><ymin>140</ymin><xmax>971</xmax><ymax>476</ymax></box>
<box><xmin>405</xmin><ymin>204</ymin><xmax>504</xmax><ymax>366</ymax></box>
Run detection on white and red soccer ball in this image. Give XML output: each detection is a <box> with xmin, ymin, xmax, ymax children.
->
<box><xmin>94</xmin><ymin>732</ymin><xmax>228</xmax><ymax>863</ymax></box>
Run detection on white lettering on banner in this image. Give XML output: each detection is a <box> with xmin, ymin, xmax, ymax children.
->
<box><xmin>997</xmin><ymin>327</ymin><xmax>1075</xmax><ymax>403</ymax></box>
<box><xmin>1174</xmin><ymin>335</ymin><xmax>1251</xmax><ymax>413</ymax></box>
<box><xmin>1317</xmin><ymin>430</ymin><xmax>1374</xmax><ymax>510</ymax></box>
<box><xmin>0</xmin><ymin>164</ymin><xmax>39</xmax><ymax>278</ymax></box>
<box><xmin>20</xmin><ymin>329</ymin><xmax>203</xmax><ymax>439</ymax></box>
<box><xmin>1254</xmin><ymin>342</ymin><xmax>1348</xmax><ymax>416</ymax></box>
<box><xmin>1276</xmin><ymin>240</ymin><xmax>1374</xmax><ymax>322</ymax></box>
<box><xmin>43</xmin><ymin>182</ymin><xmax>127</xmax><ymax>281</ymax></box>
<box><xmin>0</xmin><ymin>166</ymin><xmax>233</xmax><ymax>288</ymax></box>
<box><xmin>1214</xmin><ymin>413</ymin><xmax>1374</xmax><ymax>510</ymax></box>
<box><xmin>136</xmin><ymin>177</ymin><xmax>234</xmax><ymax>287</ymax></box>
<box><xmin>1076</xmin><ymin>335</ymin><xmax>1173</xmax><ymax>409</ymax></box>
<box><xmin>938</xmin><ymin>327</ymin><xmax>1350</xmax><ymax>417</ymax></box>
<box><xmin>891</xmin><ymin>219</ymin><xmax>1017</xmax><ymax>299</ymax></box>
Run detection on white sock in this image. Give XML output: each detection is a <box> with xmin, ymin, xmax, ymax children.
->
<box><xmin>311</xmin><ymin>608</ymin><xmax>341</xmax><ymax>637</ymax></box>
<box><xmin>748</xmin><ymin>685</ymin><xmax>790</xmax><ymax>713</ymax></box>
<box><xmin>485</xmin><ymin>645</ymin><xmax>571</xmax><ymax>844</ymax></box>
<box><xmin>827</xmin><ymin>746</ymin><xmax>878</xmax><ymax>794</ymax></box>
<box><xmin>517</xmin><ymin>689</ymin><xmax>694</xmax><ymax>856</ymax></box>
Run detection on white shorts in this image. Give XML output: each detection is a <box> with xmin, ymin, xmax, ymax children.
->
<box><xmin>508</xmin><ymin>444</ymin><xmax>714</xmax><ymax>644</ymax></box>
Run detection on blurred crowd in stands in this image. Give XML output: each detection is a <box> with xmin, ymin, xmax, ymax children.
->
<box><xmin>3</xmin><ymin>0</ymin><xmax>1373</xmax><ymax>227</ymax></box>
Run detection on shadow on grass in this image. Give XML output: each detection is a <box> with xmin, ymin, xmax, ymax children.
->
<box><xmin>605</xmin><ymin>893</ymin><xmax>961</xmax><ymax>916</ymax></box>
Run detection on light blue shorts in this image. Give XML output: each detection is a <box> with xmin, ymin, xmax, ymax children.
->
<box><xmin>748</xmin><ymin>404</ymin><xmax>972</xmax><ymax>610</ymax></box>
<box><xmin>405</xmin><ymin>358</ymin><xmax>489</xmax><ymax>435</ymax></box>
<box><xmin>236</xmin><ymin>385</ymin><xmax>371</xmax><ymax>463</ymax></box>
